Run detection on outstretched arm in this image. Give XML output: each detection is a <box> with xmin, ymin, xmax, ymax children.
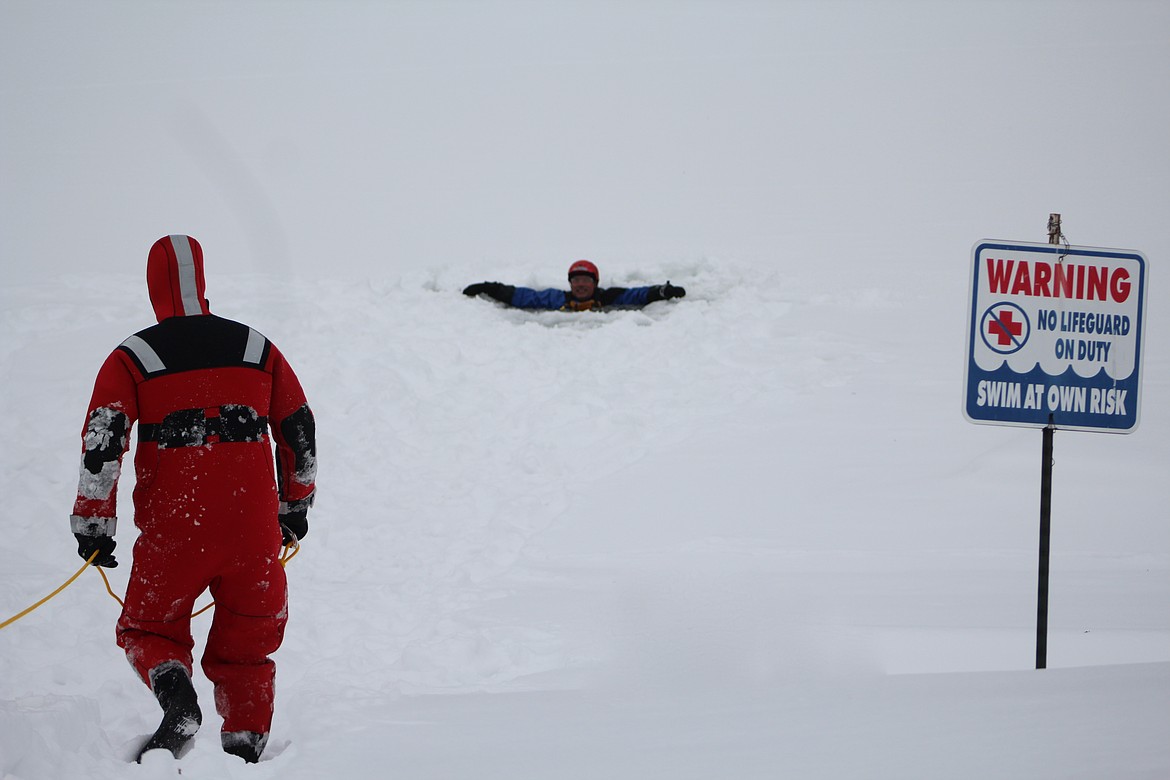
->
<box><xmin>602</xmin><ymin>282</ymin><xmax>687</xmax><ymax>307</ymax></box>
<box><xmin>464</xmin><ymin>283</ymin><xmax>574</xmax><ymax>310</ymax></box>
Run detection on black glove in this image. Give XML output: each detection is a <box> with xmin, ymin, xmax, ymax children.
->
<box><xmin>279</xmin><ymin>497</ymin><xmax>312</xmax><ymax>544</ymax></box>
<box><xmin>661</xmin><ymin>282</ymin><xmax>686</xmax><ymax>299</ymax></box>
<box><xmin>75</xmin><ymin>533</ymin><xmax>118</xmax><ymax>567</ymax></box>
<box><xmin>462</xmin><ymin>282</ymin><xmax>514</xmax><ymax>304</ymax></box>
<box><xmin>280</xmin><ymin>517</ymin><xmax>307</xmax><ymax>545</ymax></box>
<box><xmin>648</xmin><ymin>281</ymin><xmax>687</xmax><ymax>303</ymax></box>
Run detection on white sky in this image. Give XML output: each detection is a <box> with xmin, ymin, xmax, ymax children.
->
<box><xmin>2</xmin><ymin>0</ymin><xmax>1168</xmax><ymax>284</ymax></box>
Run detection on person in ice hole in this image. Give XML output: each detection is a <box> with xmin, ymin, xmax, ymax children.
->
<box><xmin>69</xmin><ymin>235</ymin><xmax>317</xmax><ymax>764</ymax></box>
<box><xmin>463</xmin><ymin>259</ymin><xmax>686</xmax><ymax>312</ymax></box>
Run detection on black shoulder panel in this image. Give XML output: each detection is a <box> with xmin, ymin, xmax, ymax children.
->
<box><xmin>120</xmin><ymin>315</ymin><xmax>266</xmax><ymax>377</ymax></box>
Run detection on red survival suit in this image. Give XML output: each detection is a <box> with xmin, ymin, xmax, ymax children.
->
<box><xmin>70</xmin><ymin>235</ymin><xmax>317</xmax><ymax>738</ymax></box>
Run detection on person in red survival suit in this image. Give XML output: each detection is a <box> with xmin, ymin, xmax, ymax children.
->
<box><xmin>69</xmin><ymin>235</ymin><xmax>317</xmax><ymax>764</ymax></box>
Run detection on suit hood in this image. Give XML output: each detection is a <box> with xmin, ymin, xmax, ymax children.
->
<box><xmin>147</xmin><ymin>235</ymin><xmax>210</xmax><ymax>321</ymax></box>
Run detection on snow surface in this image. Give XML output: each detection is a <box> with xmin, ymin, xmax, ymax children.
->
<box><xmin>2</xmin><ymin>2</ymin><xmax>1169</xmax><ymax>778</ymax></box>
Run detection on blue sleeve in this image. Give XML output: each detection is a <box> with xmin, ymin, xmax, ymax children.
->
<box><xmin>509</xmin><ymin>287</ymin><xmax>569</xmax><ymax>310</ymax></box>
<box><xmin>606</xmin><ymin>286</ymin><xmax>654</xmax><ymax>307</ymax></box>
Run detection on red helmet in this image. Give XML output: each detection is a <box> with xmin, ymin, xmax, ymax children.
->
<box><xmin>567</xmin><ymin>260</ymin><xmax>599</xmax><ymax>284</ymax></box>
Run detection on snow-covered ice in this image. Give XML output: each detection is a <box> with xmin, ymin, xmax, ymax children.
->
<box><xmin>2</xmin><ymin>2</ymin><xmax>1168</xmax><ymax>778</ymax></box>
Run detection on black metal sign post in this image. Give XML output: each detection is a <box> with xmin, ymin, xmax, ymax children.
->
<box><xmin>1036</xmin><ymin>416</ymin><xmax>1055</xmax><ymax>669</ymax></box>
<box><xmin>1035</xmin><ymin>213</ymin><xmax>1061</xmax><ymax>670</ymax></box>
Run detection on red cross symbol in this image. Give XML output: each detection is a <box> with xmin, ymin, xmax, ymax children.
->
<box><xmin>988</xmin><ymin>309</ymin><xmax>1023</xmax><ymax>346</ymax></box>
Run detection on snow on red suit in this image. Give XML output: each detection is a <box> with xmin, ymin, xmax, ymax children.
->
<box><xmin>70</xmin><ymin>235</ymin><xmax>317</xmax><ymax>737</ymax></box>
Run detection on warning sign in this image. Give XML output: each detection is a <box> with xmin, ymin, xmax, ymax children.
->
<box><xmin>964</xmin><ymin>240</ymin><xmax>1147</xmax><ymax>433</ymax></box>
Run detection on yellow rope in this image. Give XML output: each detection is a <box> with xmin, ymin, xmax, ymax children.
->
<box><xmin>0</xmin><ymin>550</ymin><xmax>99</xmax><ymax>630</ymax></box>
<box><xmin>0</xmin><ymin>539</ymin><xmax>301</xmax><ymax>629</ymax></box>
<box><xmin>96</xmin><ymin>563</ymin><xmax>124</xmax><ymax>607</ymax></box>
<box><xmin>280</xmin><ymin>539</ymin><xmax>300</xmax><ymax>566</ymax></box>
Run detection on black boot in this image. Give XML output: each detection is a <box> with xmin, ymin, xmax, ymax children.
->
<box><xmin>135</xmin><ymin>662</ymin><xmax>203</xmax><ymax>762</ymax></box>
<box><xmin>222</xmin><ymin>730</ymin><xmax>269</xmax><ymax>763</ymax></box>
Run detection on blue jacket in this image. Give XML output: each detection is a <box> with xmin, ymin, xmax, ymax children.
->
<box><xmin>510</xmin><ymin>285</ymin><xmax>655</xmax><ymax>311</ymax></box>
<box><xmin>463</xmin><ymin>280</ymin><xmax>685</xmax><ymax>310</ymax></box>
